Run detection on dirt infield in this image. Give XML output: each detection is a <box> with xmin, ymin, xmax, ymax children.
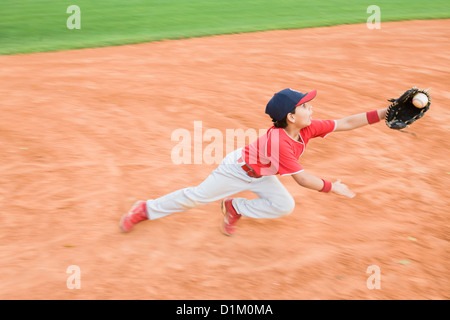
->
<box><xmin>0</xmin><ymin>20</ymin><xmax>449</xmax><ymax>300</ymax></box>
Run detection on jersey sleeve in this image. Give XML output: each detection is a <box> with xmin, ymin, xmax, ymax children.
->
<box><xmin>308</xmin><ymin>119</ymin><xmax>337</xmax><ymax>138</ymax></box>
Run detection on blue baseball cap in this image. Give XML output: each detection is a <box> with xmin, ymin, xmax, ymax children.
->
<box><xmin>265</xmin><ymin>88</ymin><xmax>317</xmax><ymax>121</ymax></box>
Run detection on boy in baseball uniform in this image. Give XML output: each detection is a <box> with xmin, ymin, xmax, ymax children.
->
<box><xmin>120</xmin><ymin>88</ymin><xmax>387</xmax><ymax>236</ymax></box>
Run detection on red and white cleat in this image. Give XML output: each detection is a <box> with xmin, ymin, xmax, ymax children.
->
<box><xmin>120</xmin><ymin>201</ymin><xmax>149</xmax><ymax>232</ymax></box>
<box><xmin>220</xmin><ymin>198</ymin><xmax>241</xmax><ymax>236</ymax></box>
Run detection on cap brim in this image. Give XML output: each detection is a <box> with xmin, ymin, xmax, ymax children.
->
<box><xmin>296</xmin><ymin>89</ymin><xmax>317</xmax><ymax>106</ymax></box>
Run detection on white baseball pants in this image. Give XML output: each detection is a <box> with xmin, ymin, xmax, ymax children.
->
<box><xmin>146</xmin><ymin>148</ymin><xmax>295</xmax><ymax>220</ymax></box>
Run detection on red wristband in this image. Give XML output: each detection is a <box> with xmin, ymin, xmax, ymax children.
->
<box><xmin>319</xmin><ymin>179</ymin><xmax>332</xmax><ymax>193</ymax></box>
<box><xmin>366</xmin><ymin>110</ymin><xmax>380</xmax><ymax>124</ymax></box>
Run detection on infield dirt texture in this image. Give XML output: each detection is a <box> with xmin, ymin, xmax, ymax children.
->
<box><xmin>0</xmin><ymin>1</ymin><xmax>449</xmax><ymax>301</ymax></box>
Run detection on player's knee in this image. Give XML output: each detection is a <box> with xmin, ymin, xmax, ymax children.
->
<box><xmin>183</xmin><ymin>187</ymin><xmax>209</xmax><ymax>207</ymax></box>
<box><xmin>276</xmin><ymin>195</ymin><xmax>295</xmax><ymax>216</ymax></box>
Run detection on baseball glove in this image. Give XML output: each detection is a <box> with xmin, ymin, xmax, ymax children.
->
<box><xmin>385</xmin><ymin>87</ymin><xmax>431</xmax><ymax>130</ymax></box>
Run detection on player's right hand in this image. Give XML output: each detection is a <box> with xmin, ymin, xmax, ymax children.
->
<box><xmin>331</xmin><ymin>180</ymin><xmax>356</xmax><ymax>198</ymax></box>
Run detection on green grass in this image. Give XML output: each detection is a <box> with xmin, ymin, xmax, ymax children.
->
<box><xmin>1</xmin><ymin>0</ymin><xmax>449</xmax><ymax>55</ymax></box>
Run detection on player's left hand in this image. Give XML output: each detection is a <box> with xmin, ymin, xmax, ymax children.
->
<box><xmin>385</xmin><ymin>87</ymin><xmax>431</xmax><ymax>130</ymax></box>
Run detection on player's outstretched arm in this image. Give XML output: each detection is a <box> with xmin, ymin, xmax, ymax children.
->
<box><xmin>292</xmin><ymin>171</ymin><xmax>355</xmax><ymax>198</ymax></box>
<box><xmin>335</xmin><ymin>108</ymin><xmax>387</xmax><ymax>132</ymax></box>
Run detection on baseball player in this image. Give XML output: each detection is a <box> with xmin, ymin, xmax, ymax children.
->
<box><xmin>120</xmin><ymin>88</ymin><xmax>388</xmax><ymax>236</ymax></box>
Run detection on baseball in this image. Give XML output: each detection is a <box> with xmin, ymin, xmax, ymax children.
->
<box><xmin>412</xmin><ymin>93</ymin><xmax>428</xmax><ymax>108</ymax></box>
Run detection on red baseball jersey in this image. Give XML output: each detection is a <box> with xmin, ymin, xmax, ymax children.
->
<box><xmin>242</xmin><ymin>119</ymin><xmax>336</xmax><ymax>176</ymax></box>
